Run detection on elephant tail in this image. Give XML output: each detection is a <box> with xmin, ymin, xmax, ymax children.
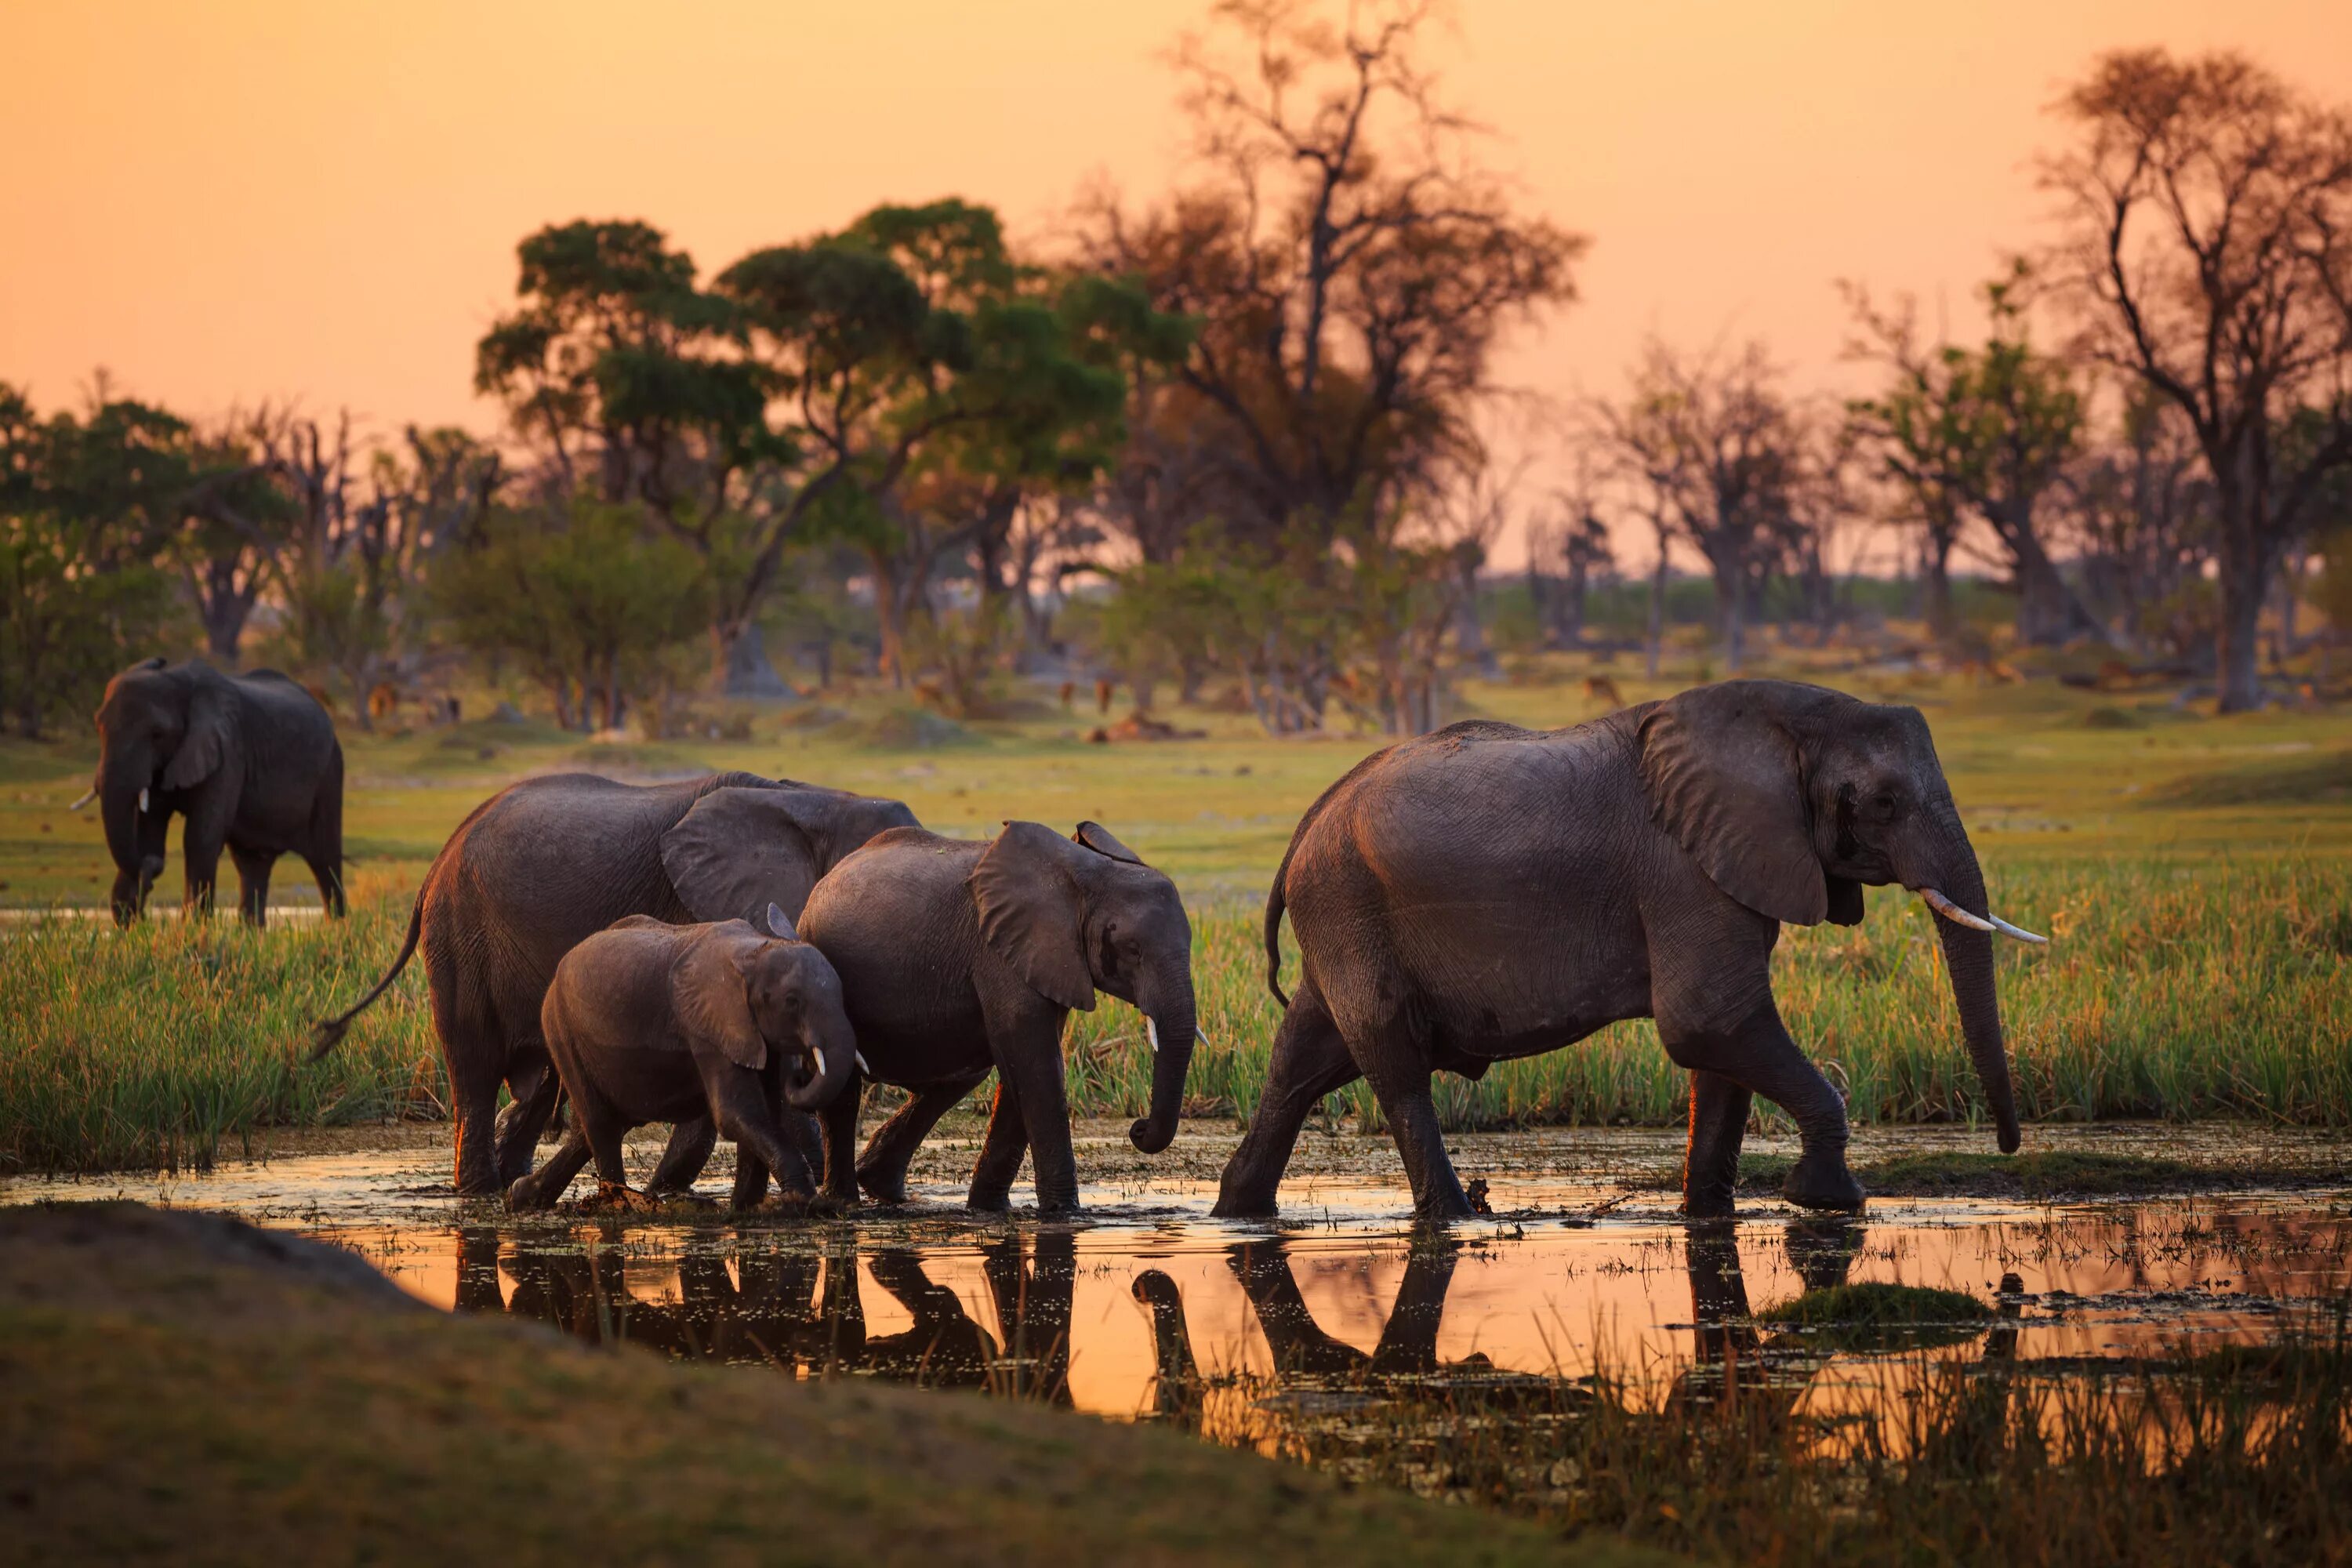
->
<box><xmin>310</xmin><ymin>895</ymin><xmax>423</xmax><ymax>1060</ymax></box>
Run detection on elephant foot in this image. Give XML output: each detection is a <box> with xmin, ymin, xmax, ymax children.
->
<box><xmin>1209</xmin><ymin>1192</ymin><xmax>1277</xmax><ymax>1219</ymax></box>
<box><xmin>503</xmin><ymin>1177</ymin><xmax>553</xmax><ymax>1214</ymax></box>
<box><xmin>1681</xmin><ymin>1190</ymin><xmax>1738</xmax><ymax>1221</ymax></box>
<box><xmin>1781</xmin><ymin>1152</ymin><xmax>1866</xmax><ymax>1214</ymax></box>
<box><xmin>965</xmin><ymin>1185</ymin><xmax>1012</xmax><ymax>1214</ymax></box>
<box><xmin>1033</xmin><ymin>1193</ymin><xmax>1083</xmax><ymax>1219</ymax></box>
<box><xmin>855</xmin><ymin>1164</ymin><xmax>909</xmax><ymax>1205</ymax></box>
<box><xmin>770</xmin><ymin>1189</ymin><xmax>846</xmax><ymax>1219</ymax></box>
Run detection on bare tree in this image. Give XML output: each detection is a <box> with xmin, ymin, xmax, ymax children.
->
<box><xmin>1070</xmin><ymin>0</ymin><xmax>1583</xmax><ymax>546</ymax></box>
<box><xmin>1598</xmin><ymin>336</ymin><xmax>1795</xmax><ymax>672</ymax></box>
<box><xmin>2039</xmin><ymin>48</ymin><xmax>2352</xmax><ymax>709</ymax></box>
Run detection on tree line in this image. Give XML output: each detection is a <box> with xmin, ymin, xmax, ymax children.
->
<box><xmin>5</xmin><ymin>5</ymin><xmax>2350</xmax><ymax>739</ymax></box>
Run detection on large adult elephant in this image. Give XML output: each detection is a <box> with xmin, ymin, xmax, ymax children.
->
<box><xmin>1214</xmin><ymin>680</ymin><xmax>2047</xmax><ymax>1223</ymax></box>
<box><xmin>80</xmin><ymin>658</ymin><xmax>345</xmax><ymax>927</ymax></box>
<box><xmin>310</xmin><ymin>772</ymin><xmax>916</xmax><ymax>1195</ymax></box>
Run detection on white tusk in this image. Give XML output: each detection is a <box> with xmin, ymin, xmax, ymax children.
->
<box><xmin>1919</xmin><ymin>887</ymin><xmax>1995</xmax><ymax>933</ymax></box>
<box><xmin>1988</xmin><ymin>913</ymin><xmax>2050</xmax><ymax>945</ymax></box>
<box><xmin>855</xmin><ymin>1051</ymin><xmax>872</xmax><ymax>1076</ymax></box>
<box><xmin>138</xmin><ymin>788</ymin><xmax>149</xmax><ymax>815</ymax></box>
<box><xmin>810</xmin><ymin>1047</ymin><xmax>828</xmax><ymax>1080</ymax></box>
<box><xmin>1146</xmin><ymin>1018</ymin><xmax>1158</xmax><ymax>1054</ymax></box>
<box><xmin>69</xmin><ymin>789</ymin><xmax>96</xmax><ymax>811</ymax></box>
<box><xmin>1195</xmin><ymin>1027</ymin><xmax>1208</xmax><ymax>1048</ymax></box>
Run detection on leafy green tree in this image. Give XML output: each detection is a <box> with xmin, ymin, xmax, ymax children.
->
<box><xmin>0</xmin><ymin>383</ymin><xmax>191</xmax><ymax>735</ymax></box>
<box><xmin>1845</xmin><ymin>268</ymin><xmax>2097</xmax><ymax>647</ymax></box>
<box><xmin>429</xmin><ymin>502</ymin><xmax>709</xmax><ymax>731</ymax></box>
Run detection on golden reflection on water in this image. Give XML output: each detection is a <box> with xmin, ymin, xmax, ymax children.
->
<box><xmin>303</xmin><ymin>1200</ymin><xmax>2349</xmax><ymax>1428</ymax></box>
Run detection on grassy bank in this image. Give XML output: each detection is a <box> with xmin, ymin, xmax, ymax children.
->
<box><xmin>4</xmin><ymin>854</ymin><xmax>2347</xmax><ymax>1174</ymax></box>
<box><xmin>1</xmin><ymin>1203</ymin><xmax>1653</xmax><ymax>1568</ymax></box>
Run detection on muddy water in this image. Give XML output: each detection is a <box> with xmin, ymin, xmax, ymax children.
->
<box><xmin>10</xmin><ymin>1138</ymin><xmax>2347</xmax><ymax>1428</ymax></box>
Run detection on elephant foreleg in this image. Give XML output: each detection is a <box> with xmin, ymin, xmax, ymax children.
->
<box><xmin>1213</xmin><ymin>983</ymin><xmax>1357</xmax><ymax>1219</ymax></box>
<box><xmin>1662</xmin><ymin>998</ymin><xmax>1860</xmax><ymax>1214</ymax></box>
<box><xmin>1682</xmin><ymin>1070</ymin><xmax>1753</xmax><ymax>1218</ymax></box>
<box><xmin>815</xmin><ymin>1080</ymin><xmax>862</xmax><ymax>1207</ymax></box>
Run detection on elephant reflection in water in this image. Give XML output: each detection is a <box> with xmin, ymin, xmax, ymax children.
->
<box><xmin>1131</xmin><ymin>1232</ymin><xmax>1540</xmax><ymax>1419</ymax></box>
<box><xmin>456</xmin><ymin>1225</ymin><xmax>1078</xmax><ymax>1402</ymax></box>
<box><xmin>1678</xmin><ymin>1218</ymin><xmax>2025</xmax><ymax>1449</ymax></box>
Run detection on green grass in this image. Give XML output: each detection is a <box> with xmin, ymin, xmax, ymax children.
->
<box><xmin>5</xmin><ymin>657</ymin><xmax>2352</xmax><ymax>1172</ymax></box>
<box><xmin>1751</xmin><ymin>1282</ymin><xmax>1995</xmax><ymax>1351</ymax></box>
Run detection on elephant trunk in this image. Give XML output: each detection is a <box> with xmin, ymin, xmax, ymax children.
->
<box><xmin>98</xmin><ymin>748</ymin><xmax>156</xmax><ymax>925</ymax></box>
<box><xmin>785</xmin><ymin>1011</ymin><xmax>860</xmax><ymax>1112</ymax></box>
<box><xmin>1130</xmin><ymin>959</ymin><xmax>1197</xmax><ymax>1155</ymax></box>
<box><xmin>1915</xmin><ymin>814</ymin><xmax>2021</xmax><ymax>1153</ymax></box>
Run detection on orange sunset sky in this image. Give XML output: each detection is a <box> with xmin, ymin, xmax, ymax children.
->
<box><xmin>5</xmin><ymin>2</ymin><xmax>2348</xmax><ymax>562</ymax></box>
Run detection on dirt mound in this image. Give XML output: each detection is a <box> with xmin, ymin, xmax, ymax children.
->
<box><xmin>0</xmin><ymin>1201</ymin><xmax>1632</xmax><ymax>1567</ymax></box>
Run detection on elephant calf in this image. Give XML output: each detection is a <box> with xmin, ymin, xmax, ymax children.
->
<box><xmin>504</xmin><ymin>908</ymin><xmax>858</xmax><ymax>1214</ymax></box>
<box><xmin>797</xmin><ymin>821</ymin><xmax>1199</xmax><ymax>1215</ymax></box>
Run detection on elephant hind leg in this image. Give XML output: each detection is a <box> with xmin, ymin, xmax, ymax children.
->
<box><xmin>430</xmin><ymin>940</ymin><xmax>508</xmax><ymax>1197</ymax></box>
<box><xmin>303</xmin><ymin>853</ymin><xmax>346</xmax><ymax>918</ymax></box>
<box><xmin>229</xmin><ymin>844</ymin><xmax>274</xmax><ymax>927</ymax></box>
<box><xmin>967</xmin><ymin>1076</ymin><xmax>1029</xmax><ymax>1211</ymax></box>
<box><xmin>855</xmin><ymin>1073</ymin><xmax>988</xmax><ymax>1204</ymax></box>
<box><xmin>646</xmin><ymin>1116</ymin><xmax>718</xmax><ymax>1196</ymax></box>
<box><xmin>506</xmin><ymin>1124</ymin><xmax>593</xmax><ymax>1211</ymax></box>
<box><xmin>1682</xmin><ymin>1070</ymin><xmax>1753</xmax><ymax>1218</ymax></box>
<box><xmin>495</xmin><ymin>1051</ymin><xmax>563</xmax><ymax>1186</ymax></box>
<box><xmin>1212</xmin><ymin>983</ymin><xmax>1359</xmax><ymax>1219</ymax></box>
<box><xmin>1338</xmin><ymin>1006</ymin><xmax>1472</xmax><ymax>1222</ymax></box>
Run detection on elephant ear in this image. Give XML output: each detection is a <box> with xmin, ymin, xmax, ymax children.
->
<box><xmin>969</xmin><ymin>821</ymin><xmax>1096</xmax><ymax>1012</ymax></box>
<box><xmin>661</xmin><ymin>787</ymin><xmax>829</xmax><ymax>926</ymax></box>
<box><xmin>671</xmin><ymin>923</ymin><xmax>768</xmax><ymax>1070</ymax></box>
<box><xmin>1637</xmin><ymin>685</ymin><xmax>1828</xmax><ymax>927</ymax></box>
<box><xmin>161</xmin><ymin>680</ymin><xmax>234</xmax><ymax>790</ymax></box>
<box><xmin>1073</xmin><ymin>821</ymin><xmax>1144</xmax><ymax>865</ymax></box>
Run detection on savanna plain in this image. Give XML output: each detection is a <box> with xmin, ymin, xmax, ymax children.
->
<box><xmin>4</xmin><ymin>656</ymin><xmax>2351</xmax><ymax>1567</ymax></box>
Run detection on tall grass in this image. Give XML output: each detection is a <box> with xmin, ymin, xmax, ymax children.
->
<box><xmin>1069</xmin><ymin>854</ymin><xmax>2352</xmax><ymax>1134</ymax></box>
<box><xmin>4</xmin><ymin>857</ymin><xmax>2348</xmax><ymax>1174</ymax></box>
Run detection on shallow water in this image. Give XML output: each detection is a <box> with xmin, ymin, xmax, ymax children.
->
<box><xmin>11</xmin><ymin>1145</ymin><xmax>2347</xmax><ymax>1427</ymax></box>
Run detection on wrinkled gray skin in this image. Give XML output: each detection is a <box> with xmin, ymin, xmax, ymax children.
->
<box><xmin>1215</xmin><ymin>680</ymin><xmax>2022</xmax><ymax>1223</ymax></box>
<box><xmin>504</xmin><ymin>913</ymin><xmax>858</xmax><ymax>1213</ymax></box>
<box><xmin>310</xmin><ymin>772</ymin><xmax>916</xmax><ymax>1196</ymax></box>
<box><xmin>93</xmin><ymin>658</ymin><xmax>344</xmax><ymax>926</ymax></box>
<box><xmin>796</xmin><ymin>820</ymin><xmax>1198</xmax><ymax>1216</ymax></box>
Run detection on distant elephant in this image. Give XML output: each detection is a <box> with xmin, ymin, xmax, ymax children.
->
<box><xmin>84</xmin><ymin>657</ymin><xmax>345</xmax><ymax>926</ymax></box>
<box><xmin>1216</xmin><ymin>679</ymin><xmax>2045</xmax><ymax>1223</ymax></box>
<box><xmin>310</xmin><ymin>771</ymin><xmax>916</xmax><ymax>1196</ymax></box>
<box><xmin>503</xmin><ymin>908</ymin><xmax>858</xmax><ymax>1213</ymax></box>
<box><xmin>795</xmin><ymin>820</ymin><xmax>1198</xmax><ymax>1215</ymax></box>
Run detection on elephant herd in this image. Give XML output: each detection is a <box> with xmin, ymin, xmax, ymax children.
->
<box><xmin>89</xmin><ymin>658</ymin><xmax>2049</xmax><ymax>1220</ymax></box>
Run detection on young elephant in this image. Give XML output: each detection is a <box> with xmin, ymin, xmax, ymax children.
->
<box><xmin>796</xmin><ymin>821</ymin><xmax>1198</xmax><ymax>1215</ymax></box>
<box><xmin>504</xmin><ymin>908</ymin><xmax>859</xmax><ymax>1214</ymax></box>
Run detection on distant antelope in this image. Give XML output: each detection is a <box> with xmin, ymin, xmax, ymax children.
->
<box><xmin>1095</xmin><ymin>676</ymin><xmax>1114</xmax><ymax>714</ymax></box>
<box><xmin>1058</xmin><ymin>679</ymin><xmax>1076</xmax><ymax>710</ymax></box>
<box><xmin>366</xmin><ymin>682</ymin><xmax>399</xmax><ymax>722</ymax></box>
<box><xmin>1582</xmin><ymin>674</ymin><xmax>1625</xmax><ymax>710</ymax></box>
